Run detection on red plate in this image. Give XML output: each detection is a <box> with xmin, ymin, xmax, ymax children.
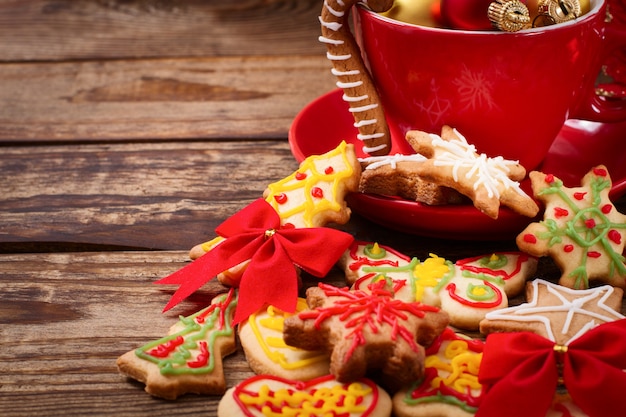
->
<box><xmin>289</xmin><ymin>89</ymin><xmax>626</xmax><ymax>240</ymax></box>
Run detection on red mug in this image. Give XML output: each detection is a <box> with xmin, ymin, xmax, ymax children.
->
<box><xmin>326</xmin><ymin>0</ymin><xmax>626</xmax><ymax>170</ymax></box>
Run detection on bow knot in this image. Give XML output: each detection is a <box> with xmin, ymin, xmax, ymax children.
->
<box><xmin>477</xmin><ymin>319</ymin><xmax>626</xmax><ymax>417</ymax></box>
<box><xmin>155</xmin><ymin>198</ymin><xmax>354</xmax><ymax>324</ymax></box>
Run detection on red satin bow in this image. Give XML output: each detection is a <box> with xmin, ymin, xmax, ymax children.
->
<box><xmin>477</xmin><ymin>319</ymin><xmax>626</xmax><ymax>417</ymax></box>
<box><xmin>155</xmin><ymin>198</ymin><xmax>354</xmax><ymax>324</ymax></box>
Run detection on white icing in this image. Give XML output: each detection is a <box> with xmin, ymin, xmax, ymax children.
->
<box><xmin>484</xmin><ymin>279</ymin><xmax>625</xmax><ymax>345</ymax></box>
<box><xmin>318</xmin><ymin>36</ymin><xmax>344</xmax><ymax>45</ymax></box>
<box><xmin>354</xmin><ymin>119</ymin><xmax>377</xmax><ymax>128</ymax></box>
<box><xmin>336</xmin><ymin>80</ymin><xmax>363</xmax><ymax>88</ymax></box>
<box><xmin>362</xmin><ymin>143</ymin><xmax>388</xmax><ymax>153</ymax></box>
<box><xmin>343</xmin><ymin>93</ymin><xmax>368</xmax><ymax>102</ymax></box>
<box><xmin>324</xmin><ymin>0</ymin><xmax>345</xmax><ymax>17</ymax></box>
<box><xmin>360</xmin><ymin>153</ymin><xmax>427</xmax><ymax>170</ymax></box>
<box><xmin>327</xmin><ymin>52</ymin><xmax>351</xmax><ymax>61</ymax></box>
<box><xmin>319</xmin><ymin>16</ymin><xmax>342</xmax><ymax>31</ymax></box>
<box><xmin>357</xmin><ymin>132</ymin><xmax>385</xmax><ymax>140</ymax></box>
<box><xmin>332</xmin><ymin>68</ymin><xmax>360</xmax><ymax>76</ymax></box>
<box><xmin>430</xmin><ymin>129</ymin><xmax>526</xmax><ymax>199</ymax></box>
<box><xmin>348</xmin><ymin>103</ymin><xmax>378</xmax><ymax>113</ymax></box>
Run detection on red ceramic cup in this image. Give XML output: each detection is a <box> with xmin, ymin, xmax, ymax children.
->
<box><xmin>350</xmin><ymin>0</ymin><xmax>626</xmax><ymax>170</ymax></box>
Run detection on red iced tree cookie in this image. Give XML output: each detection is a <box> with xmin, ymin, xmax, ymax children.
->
<box><xmin>517</xmin><ymin>165</ymin><xmax>626</xmax><ymax>290</ymax></box>
<box><xmin>282</xmin><ymin>282</ymin><xmax>449</xmax><ymax>385</ymax></box>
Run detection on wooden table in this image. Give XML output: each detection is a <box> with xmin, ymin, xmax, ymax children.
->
<box><xmin>1</xmin><ymin>1</ymin><xmax>625</xmax><ymax>416</ymax></box>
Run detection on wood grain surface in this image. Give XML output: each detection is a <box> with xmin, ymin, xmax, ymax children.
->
<box><xmin>1</xmin><ymin>1</ymin><xmax>626</xmax><ymax>416</ymax></box>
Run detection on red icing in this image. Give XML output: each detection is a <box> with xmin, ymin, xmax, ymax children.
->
<box><xmin>593</xmin><ymin>167</ymin><xmax>608</xmax><ymax>177</ymax></box>
<box><xmin>602</xmin><ymin>204</ymin><xmax>613</xmax><ymax>214</ymax></box>
<box><xmin>347</xmin><ymin>241</ymin><xmax>409</xmax><ymax>271</ymax></box>
<box><xmin>545</xmin><ymin>174</ymin><xmax>555</xmax><ymax>184</ymax></box>
<box><xmin>274</xmin><ymin>193</ymin><xmax>288</xmax><ymax>204</ymax></box>
<box><xmin>186</xmin><ymin>341</ymin><xmax>209</xmax><ymax>368</ymax></box>
<box><xmin>445</xmin><ymin>281</ymin><xmax>503</xmax><ymax>309</ymax></box>
<box><xmin>588</xmin><ymin>251</ymin><xmax>602</xmax><ymax>258</ymax></box>
<box><xmin>609</xmin><ymin>230</ymin><xmax>622</xmax><ymax>245</ymax></box>
<box><xmin>564</xmin><ymin>244</ymin><xmax>575</xmax><ymax>253</ymax></box>
<box><xmin>147</xmin><ymin>335</ymin><xmax>184</xmax><ymax>358</ymax></box>
<box><xmin>585</xmin><ymin>219</ymin><xmax>596</xmax><ymax>229</ymax></box>
<box><xmin>298</xmin><ymin>282</ymin><xmax>440</xmax><ymax>360</ymax></box>
<box><xmin>456</xmin><ymin>252</ymin><xmax>531</xmax><ymax>282</ymax></box>
<box><xmin>295</xmin><ymin>172</ymin><xmax>307</xmax><ymax>181</ymax></box>
<box><xmin>311</xmin><ymin>187</ymin><xmax>324</xmax><ymax>198</ymax></box>
<box><xmin>554</xmin><ymin>207</ymin><xmax>569</xmax><ymax>218</ymax></box>
<box><xmin>232</xmin><ymin>374</ymin><xmax>380</xmax><ymax>417</ymax></box>
<box><xmin>523</xmin><ymin>234</ymin><xmax>537</xmax><ymax>244</ymax></box>
<box><xmin>325</xmin><ymin>166</ymin><xmax>335</xmax><ymax>175</ymax></box>
<box><xmin>574</xmin><ymin>192</ymin><xmax>587</xmax><ymax>200</ymax></box>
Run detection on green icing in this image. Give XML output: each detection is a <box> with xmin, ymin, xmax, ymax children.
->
<box><xmin>135</xmin><ymin>292</ymin><xmax>237</xmax><ymax>375</ymax></box>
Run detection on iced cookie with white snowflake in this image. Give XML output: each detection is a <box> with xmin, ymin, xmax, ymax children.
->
<box><xmin>517</xmin><ymin>165</ymin><xmax>626</xmax><ymax>290</ymax></box>
<box><xmin>479</xmin><ymin>279</ymin><xmax>624</xmax><ymax>346</ymax></box>
<box><xmin>406</xmin><ymin>126</ymin><xmax>539</xmax><ymax>219</ymax></box>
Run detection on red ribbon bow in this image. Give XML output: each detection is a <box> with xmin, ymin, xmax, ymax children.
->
<box><xmin>477</xmin><ymin>319</ymin><xmax>626</xmax><ymax>417</ymax></box>
<box><xmin>155</xmin><ymin>198</ymin><xmax>354</xmax><ymax>324</ymax></box>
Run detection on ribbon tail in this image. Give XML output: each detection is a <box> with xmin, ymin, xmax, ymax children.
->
<box><xmin>155</xmin><ymin>233</ymin><xmax>264</xmax><ymax>312</ymax></box>
<box><xmin>232</xmin><ymin>240</ymin><xmax>298</xmax><ymax>325</ymax></box>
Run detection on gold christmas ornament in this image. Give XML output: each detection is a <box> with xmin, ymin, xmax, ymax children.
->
<box><xmin>488</xmin><ymin>0</ymin><xmax>531</xmax><ymax>32</ymax></box>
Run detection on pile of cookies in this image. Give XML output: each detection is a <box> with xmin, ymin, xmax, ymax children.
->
<box><xmin>116</xmin><ymin>134</ymin><xmax>626</xmax><ymax>416</ymax></box>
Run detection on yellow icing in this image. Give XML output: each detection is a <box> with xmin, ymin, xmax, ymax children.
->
<box><xmin>200</xmin><ymin>235</ymin><xmax>225</xmax><ymax>253</ymax></box>
<box><xmin>239</xmin><ymin>381</ymin><xmax>371</xmax><ymax>415</ymax></box>
<box><xmin>264</xmin><ymin>141</ymin><xmax>354</xmax><ymax>228</ymax></box>
<box><xmin>425</xmin><ymin>340</ymin><xmax>483</xmax><ymax>395</ymax></box>
<box><xmin>248</xmin><ymin>299</ymin><xmax>328</xmax><ymax>370</ymax></box>
<box><xmin>370</xmin><ymin>242</ymin><xmax>382</xmax><ymax>256</ymax></box>
<box><xmin>413</xmin><ymin>254</ymin><xmax>451</xmax><ymax>302</ymax></box>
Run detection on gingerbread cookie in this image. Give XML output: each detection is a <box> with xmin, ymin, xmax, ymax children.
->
<box><xmin>359</xmin><ymin>154</ymin><xmax>467</xmax><ymax>205</ymax></box>
<box><xmin>340</xmin><ymin>241</ymin><xmax>537</xmax><ymax>330</ymax></box>
<box><xmin>282</xmin><ymin>282</ymin><xmax>449</xmax><ymax>385</ymax></box>
<box><xmin>189</xmin><ymin>141</ymin><xmax>361</xmax><ymax>260</ymax></box>
<box><xmin>319</xmin><ymin>0</ymin><xmax>393</xmax><ymax>155</ymax></box>
<box><xmin>238</xmin><ymin>298</ymin><xmax>330</xmax><ymax>381</ymax></box>
<box><xmin>405</xmin><ymin>126</ymin><xmax>539</xmax><ymax>219</ymax></box>
<box><xmin>218</xmin><ymin>374</ymin><xmax>392</xmax><ymax>417</ymax></box>
<box><xmin>116</xmin><ymin>290</ymin><xmax>237</xmax><ymax>399</ymax></box>
<box><xmin>517</xmin><ymin>166</ymin><xmax>626</xmax><ymax>290</ymax></box>
<box><xmin>393</xmin><ymin>328</ymin><xmax>485</xmax><ymax>417</ymax></box>
<box><xmin>479</xmin><ymin>279</ymin><xmax>625</xmax><ymax>345</ymax></box>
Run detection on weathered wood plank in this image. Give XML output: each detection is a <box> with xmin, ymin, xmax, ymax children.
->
<box><xmin>0</xmin><ymin>0</ymin><xmax>326</xmax><ymax>61</ymax></box>
<box><xmin>0</xmin><ymin>55</ymin><xmax>335</xmax><ymax>142</ymax></box>
<box><xmin>0</xmin><ymin>140</ymin><xmax>301</xmax><ymax>252</ymax></box>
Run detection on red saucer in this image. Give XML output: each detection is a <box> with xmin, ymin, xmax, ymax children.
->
<box><xmin>289</xmin><ymin>89</ymin><xmax>626</xmax><ymax>240</ymax></box>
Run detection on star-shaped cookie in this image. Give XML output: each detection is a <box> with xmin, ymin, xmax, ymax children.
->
<box><xmin>282</xmin><ymin>282</ymin><xmax>449</xmax><ymax>385</ymax></box>
<box><xmin>405</xmin><ymin>125</ymin><xmax>539</xmax><ymax>219</ymax></box>
<box><xmin>479</xmin><ymin>279</ymin><xmax>624</xmax><ymax>346</ymax></box>
<box><xmin>517</xmin><ymin>166</ymin><xmax>626</xmax><ymax>290</ymax></box>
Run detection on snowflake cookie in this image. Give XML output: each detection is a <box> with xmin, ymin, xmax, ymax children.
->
<box><xmin>282</xmin><ymin>282</ymin><xmax>449</xmax><ymax>386</ymax></box>
<box><xmin>517</xmin><ymin>166</ymin><xmax>626</xmax><ymax>290</ymax></box>
<box><xmin>405</xmin><ymin>125</ymin><xmax>539</xmax><ymax>219</ymax></box>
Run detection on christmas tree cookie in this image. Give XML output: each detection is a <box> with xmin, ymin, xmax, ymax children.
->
<box><xmin>116</xmin><ymin>290</ymin><xmax>237</xmax><ymax>399</ymax></box>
